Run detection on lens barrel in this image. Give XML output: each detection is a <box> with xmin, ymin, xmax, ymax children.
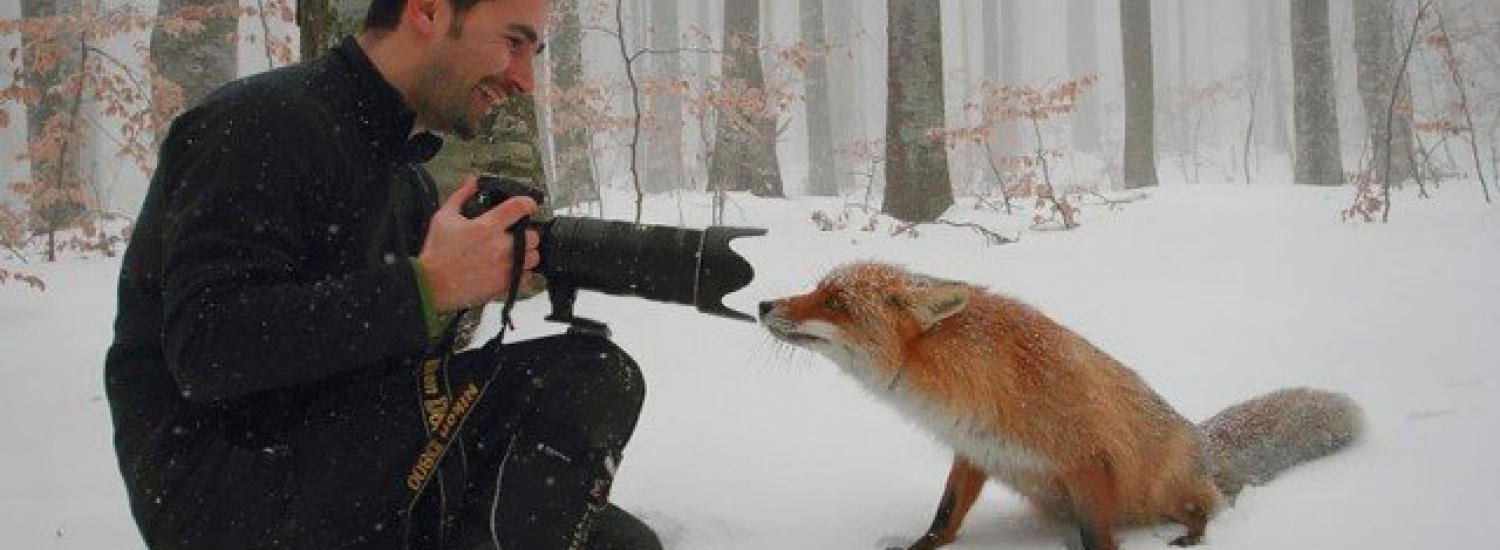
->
<box><xmin>539</xmin><ymin>218</ymin><xmax>764</xmax><ymax>322</ymax></box>
<box><xmin>462</xmin><ymin>173</ymin><xmax>764</xmax><ymax>323</ymax></box>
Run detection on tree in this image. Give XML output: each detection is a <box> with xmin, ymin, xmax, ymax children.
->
<box><xmin>543</xmin><ymin>0</ymin><xmax>595</xmax><ymax>207</ymax></box>
<box><xmin>823</xmin><ymin>0</ymin><xmax>868</xmax><ymax>194</ymax></box>
<box><xmin>948</xmin><ymin>77</ymin><xmax>1098</xmax><ymax>230</ymax></box>
<box><xmin>1067</xmin><ymin>0</ymin><xmax>1101</xmax><ymax>153</ymax></box>
<box><xmin>297</xmin><ymin>0</ymin><xmax>364</xmax><ymax>61</ymax></box>
<box><xmin>17</xmin><ymin>0</ymin><xmax>86</xmax><ymax>248</ymax></box>
<box><xmin>1119</xmin><ymin>0</ymin><xmax>1159</xmax><ymax>189</ymax></box>
<box><xmin>1353</xmin><ymin>0</ymin><xmax>1418</xmax><ymax>187</ymax></box>
<box><xmin>1291</xmin><ymin>0</ymin><xmax>1346</xmax><ymax>186</ymax></box>
<box><xmin>882</xmin><ymin>0</ymin><xmax>952</xmax><ymax>222</ymax></box>
<box><xmin>1265</xmin><ymin>0</ymin><xmax>1294</xmax><ymax>154</ymax></box>
<box><xmin>423</xmin><ymin>95</ymin><xmax>546</xmax><ymax>199</ymax></box>
<box><xmin>708</xmin><ymin>0</ymin><xmax>784</xmax><ymax>197</ymax></box>
<box><xmin>979</xmin><ymin>0</ymin><xmax>1000</xmax><ymax>159</ymax></box>
<box><xmin>150</xmin><ymin>0</ymin><xmax>238</xmax><ymax>142</ymax></box>
<box><xmin>988</xmin><ymin>0</ymin><xmax>1023</xmax><ymax>157</ymax></box>
<box><xmin>802</xmin><ymin>0</ymin><xmax>837</xmax><ymax>196</ymax></box>
<box><xmin>6</xmin><ymin>0</ymin><xmax>156</xmax><ymax>261</ymax></box>
<box><xmin>640</xmin><ymin>0</ymin><xmax>684</xmax><ymax>194</ymax></box>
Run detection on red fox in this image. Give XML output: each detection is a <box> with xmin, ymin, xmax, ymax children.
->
<box><xmin>758</xmin><ymin>261</ymin><xmax>1362</xmax><ymax>550</ymax></box>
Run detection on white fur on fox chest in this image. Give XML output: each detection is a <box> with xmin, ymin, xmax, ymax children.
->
<box><xmin>812</xmin><ymin>340</ymin><xmax>1054</xmax><ymax>479</ymax></box>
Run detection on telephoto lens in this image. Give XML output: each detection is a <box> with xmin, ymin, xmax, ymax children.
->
<box><xmin>540</xmin><ymin>217</ymin><xmax>764</xmax><ymax>321</ymax></box>
<box><xmin>462</xmin><ymin>174</ymin><xmax>765</xmax><ymax>324</ymax></box>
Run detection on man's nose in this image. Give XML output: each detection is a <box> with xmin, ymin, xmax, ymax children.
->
<box><xmin>507</xmin><ymin>53</ymin><xmax>536</xmax><ymax>95</ymax></box>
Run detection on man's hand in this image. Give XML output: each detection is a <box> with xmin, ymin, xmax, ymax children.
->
<box><xmin>417</xmin><ymin>175</ymin><xmax>541</xmax><ymax>313</ymax></box>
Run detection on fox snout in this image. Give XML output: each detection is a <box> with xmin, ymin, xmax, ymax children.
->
<box><xmin>758</xmin><ymin>299</ymin><xmax>820</xmax><ymax>346</ymax></box>
<box><xmin>757</xmin><ymin>300</ymin><xmax>778</xmax><ymax>321</ymax></box>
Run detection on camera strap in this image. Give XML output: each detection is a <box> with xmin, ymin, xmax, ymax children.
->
<box><xmin>402</xmin><ymin>227</ymin><xmax>530</xmax><ymax>544</ymax></box>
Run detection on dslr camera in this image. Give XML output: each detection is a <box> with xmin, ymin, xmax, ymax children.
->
<box><xmin>461</xmin><ymin>174</ymin><xmax>765</xmax><ymax>334</ymax></box>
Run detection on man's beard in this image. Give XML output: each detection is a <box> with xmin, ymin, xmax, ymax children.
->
<box><xmin>416</xmin><ymin>63</ymin><xmax>479</xmax><ymax>139</ymax></box>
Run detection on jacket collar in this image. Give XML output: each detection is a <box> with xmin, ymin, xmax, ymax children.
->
<box><xmin>330</xmin><ymin>37</ymin><xmax>443</xmax><ymax>164</ymax></box>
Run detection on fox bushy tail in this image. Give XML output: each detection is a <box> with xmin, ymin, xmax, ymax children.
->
<box><xmin>1198</xmin><ymin>387</ymin><xmax>1364</xmax><ymax>500</ymax></box>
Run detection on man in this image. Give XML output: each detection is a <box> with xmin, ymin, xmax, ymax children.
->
<box><xmin>104</xmin><ymin>0</ymin><xmax>661</xmax><ymax>548</ymax></box>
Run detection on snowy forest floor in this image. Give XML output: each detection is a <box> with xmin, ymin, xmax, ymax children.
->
<box><xmin>2</xmin><ymin>181</ymin><xmax>1498</xmax><ymax>549</ymax></box>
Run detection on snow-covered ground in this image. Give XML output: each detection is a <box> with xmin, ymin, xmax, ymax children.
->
<box><xmin>3</xmin><ymin>181</ymin><xmax>1498</xmax><ymax>549</ymax></box>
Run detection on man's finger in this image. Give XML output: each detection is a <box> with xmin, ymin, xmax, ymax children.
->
<box><xmin>478</xmin><ymin>196</ymin><xmax>539</xmax><ymax>228</ymax></box>
<box><xmin>439</xmin><ymin>174</ymin><xmax>480</xmax><ymax>214</ymax></box>
<box><xmin>524</xmin><ymin>228</ymin><xmax>541</xmax><ymax>251</ymax></box>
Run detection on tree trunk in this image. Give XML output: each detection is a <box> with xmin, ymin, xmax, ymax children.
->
<box><xmin>20</xmin><ymin>0</ymin><xmax>82</xmax><ymax>185</ymax></box>
<box><xmin>823</xmin><ymin>0</ymin><xmax>862</xmax><ymax>192</ymax></box>
<box><xmin>1067</xmin><ymin>0</ymin><xmax>1100</xmax><ymax>153</ymax></box>
<box><xmin>297</xmin><ymin>0</ymin><xmax>364</xmax><ymax>61</ymax></box>
<box><xmin>882</xmin><ymin>0</ymin><xmax>952</xmax><ymax>222</ymax></box>
<box><xmin>151</xmin><ymin>0</ymin><xmax>238</xmax><ymax>140</ymax></box>
<box><xmin>997</xmin><ymin>0</ymin><xmax>1023</xmax><ymax>155</ymax></box>
<box><xmin>544</xmin><ymin>0</ymin><xmax>595</xmax><ymax>206</ymax></box>
<box><xmin>709</xmin><ymin>0</ymin><xmax>784</xmax><ymax>197</ymax></box>
<box><xmin>1352</xmin><ymin>0</ymin><xmax>1417</xmax><ymax>186</ymax></box>
<box><xmin>19</xmin><ymin>0</ymin><xmax>86</xmax><ymax>238</ymax></box>
<box><xmin>641</xmin><ymin>0</ymin><xmax>684</xmax><ymax>194</ymax></box>
<box><xmin>981</xmin><ymin>1</ymin><xmax>1000</xmax><ymax>85</ymax></box>
<box><xmin>1119</xmin><ymin>0</ymin><xmax>1159</xmax><ymax>189</ymax></box>
<box><xmin>802</xmin><ymin>0</ymin><xmax>837</xmax><ymax>196</ymax></box>
<box><xmin>1291</xmin><ymin>0</ymin><xmax>1346</xmax><ymax>186</ymax></box>
<box><xmin>1172</xmin><ymin>0</ymin><xmax>1190</xmax><ymax>149</ymax></box>
<box><xmin>422</xmin><ymin>96</ymin><xmax>546</xmax><ymax>198</ymax></box>
<box><xmin>1267</xmin><ymin>0</ymin><xmax>1293</xmax><ymax>154</ymax></box>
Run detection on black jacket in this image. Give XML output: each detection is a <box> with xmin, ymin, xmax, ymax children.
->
<box><xmin>105</xmin><ymin>38</ymin><xmax>444</xmax><ymax>544</ymax></box>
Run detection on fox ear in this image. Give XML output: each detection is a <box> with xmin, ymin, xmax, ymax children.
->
<box><xmin>909</xmin><ymin>284</ymin><xmax>969</xmax><ymax>331</ymax></box>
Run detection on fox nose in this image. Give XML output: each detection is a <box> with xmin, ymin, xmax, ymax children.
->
<box><xmin>757</xmin><ymin>301</ymin><xmax>775</xmax><ymax>320</ymax></box>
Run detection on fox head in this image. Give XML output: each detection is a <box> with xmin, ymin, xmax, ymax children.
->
<box><xmin>758</xmin><ymin>262</ymin><xmax>973</xmax><ymax>377</ymax></box>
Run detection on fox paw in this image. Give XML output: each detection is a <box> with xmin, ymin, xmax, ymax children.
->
<box><xmin>884</xmin><ymin>532</ymin><xmax>945</xmax><ymax>550</ymax></box>
<box><xmin>1170</xmin><ymin>534</ymin><xmax>1203</xmax><ymax>546</ymax></box>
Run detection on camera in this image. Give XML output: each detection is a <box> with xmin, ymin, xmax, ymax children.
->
<box><xmin>462</xmin><ymin>174</ymin><xmax>766</xmax><ymax>332</ymax></box>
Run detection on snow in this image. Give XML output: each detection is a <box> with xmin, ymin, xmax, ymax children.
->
<box><xmin>3</xmin><ymin>180</ymin><xmax>1499</xmax><ymax>549</ymax></box>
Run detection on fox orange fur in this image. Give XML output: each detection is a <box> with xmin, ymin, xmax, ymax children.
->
<box><xmin>758</xmin><ymin>262</ymin><xmax>1362</xmax><ymax>550</ymax></box>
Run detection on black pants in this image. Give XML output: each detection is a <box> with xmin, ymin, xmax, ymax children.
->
<box><xmin>432</xmin><ymin>333</ymin><xmax>661</xmax><ymax>550</ymax></box>
<box><xmin>157</xmin><ymin>333</ymin><xmax>660</xmax><ymax>550</ymax></box>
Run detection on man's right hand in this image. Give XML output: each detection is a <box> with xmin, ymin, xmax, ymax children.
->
<box><xmin>416</xmin><ymin>175</ymin><xmax>541</xmax><ymax>313</ymax></box>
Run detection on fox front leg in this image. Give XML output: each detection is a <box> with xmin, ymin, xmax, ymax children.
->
<box><xmin>901</xmin><ymin>456</ymin><xmax>987</xmax><ymax>550</ymax></box>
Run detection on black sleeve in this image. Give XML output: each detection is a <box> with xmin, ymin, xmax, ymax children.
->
<box><xmin>157</xmin><ymin>98</ymin><xmax>430</xmax><ymax>404</ymax></box>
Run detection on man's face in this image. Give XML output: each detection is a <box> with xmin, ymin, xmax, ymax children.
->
<box><xmin>413</xmin><ymin>0</ymin><xmax>546</xmax><ymax>139</ymax></box>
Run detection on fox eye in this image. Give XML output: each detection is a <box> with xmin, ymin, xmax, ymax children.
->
<box><xmin>823</xmin><ymin>295</ymin><xmax>847</xmax><ymax>313</ymax></box>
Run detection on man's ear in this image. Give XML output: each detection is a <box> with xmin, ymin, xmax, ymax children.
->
<box><xmin>407</xmin><ymin>0</ymin><xmax>442</xmax><ymax>36</ymax></box>
<box><xmin>908</xmin><ymin>284</ymin><xmax>969</xmax><ymax>331</ymax></box>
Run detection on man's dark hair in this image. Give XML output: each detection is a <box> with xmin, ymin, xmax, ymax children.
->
<box><xmin>365</xmin><ymin>0</ymin><xmax>491</xmax><ymax>31</ymax></box>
